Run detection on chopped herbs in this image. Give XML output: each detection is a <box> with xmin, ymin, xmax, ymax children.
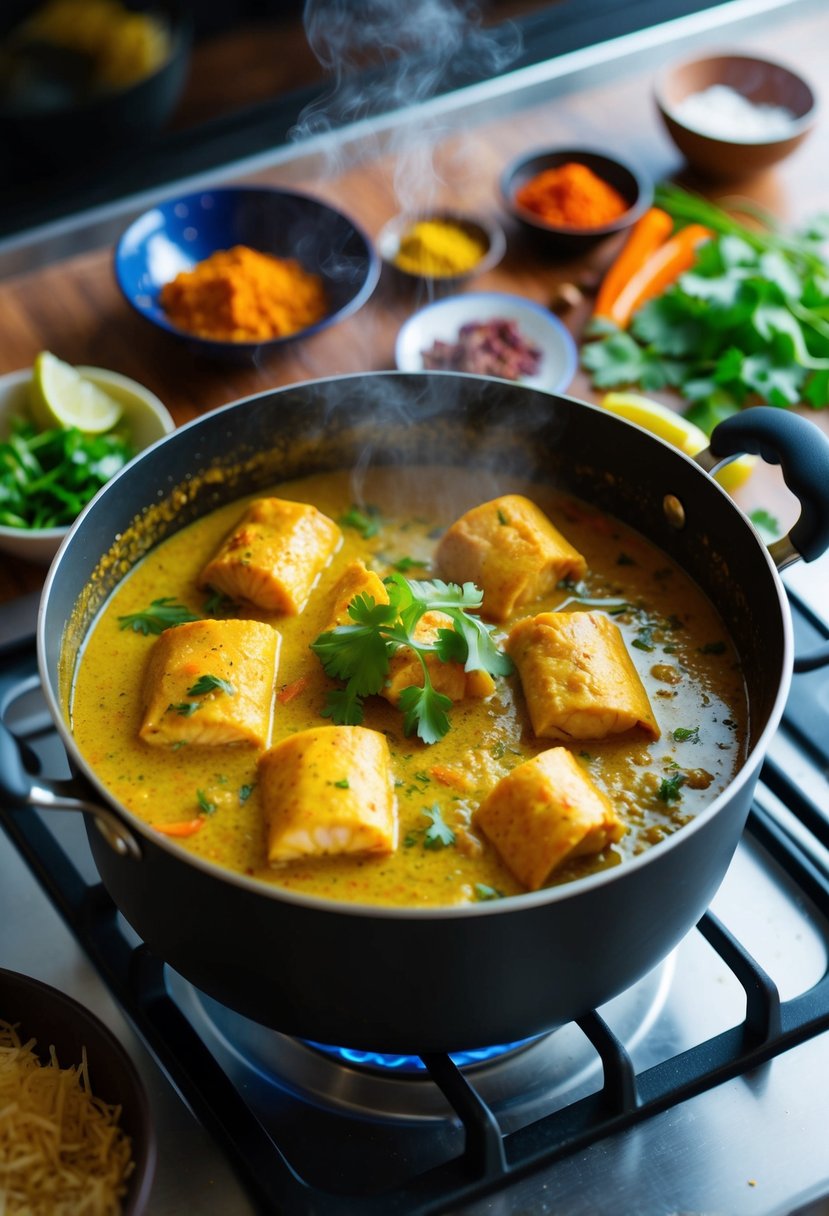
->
<box><xmin>196</xmin><ymin>789</ymin><xmax>217</xmax><ymax>815</ymax></box>
<box><xmin>0</xmin><ymin>417</ymin><xmax>133</xmax><ymax>530</ymax></box>
<box><xmin>203</xmin><ymin>588</ymin><xmax>237</xmax><ymax>614</ymax></box>
<box><xmin>186</xmin><ymin>674</ymin><xmax>235</xmax><ymax>697</ymax></box>
<box><xmin>749</xmin><ymin>509</ymin><xmax>781</xmax><ymax>541</ymax></box>
<box><xmin>422</xmin><ymin>804</ymin><xmax>456</xmax><ymax>849</ymax></box>
<box><xmin>391</xmin><ymin>556</ymin><xmax>428</xmax><ymax>573</ymax></box>
<box><xmin>339</xmin><ymin>504</ymin><xmax>383</xmax><ymax>538</ymax></box>
<box><xmin>497</xmin><ymin>509</ymin><xmax>509</xmax><ymax>525</ymax></box>
<box><xmin>118</xmin><ymin>597</ymin><xmax>200</xmax><ymax>636</ymax></box>
<box><xmin>632</xmin><ymin>625</ymin><xmax>656</xmax><ymax>652</ymax></box>
<box><xmin>673</xmin><ymin>726</ymin><xmax>700</xmax><ymax>743</ymax></box>
<box><xmin>658</xmin><ymin>772</ymin><xmax>686</xmax><ymax>803</ymax></box>
<box><xmin>170</xmin><ymin>701</ymin><xmax>201</xmax><ymax>717</ymax></box>
<box><xmin>310</xmin><ymin>575</ymin><xmax>513</xmax><ymax>745</ymax></box>
<box><xmin>474</xmin><ymin>883</ymin><xmax>503</xmax><ymax>901</ymax></box>
<box><xmin>238</xmin><ymin>783</ymin><xmax>255</xmax><ymax>803</ymax></box>
<box><xmin>333</xmin><ymin>778</ymin><xmax>350</xmax><ymax>789</ymax></box>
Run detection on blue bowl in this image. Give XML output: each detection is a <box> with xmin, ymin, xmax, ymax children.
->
<box><xmin>114</xmin><ymin>186</ymin><xmax>380</xmax><ymax>360</ymax></box>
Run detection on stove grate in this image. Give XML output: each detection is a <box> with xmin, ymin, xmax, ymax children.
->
<box><xmin>3</xmin><ymin>754</ymin><xmax>829</xmax><ymax>1216</ymax></box>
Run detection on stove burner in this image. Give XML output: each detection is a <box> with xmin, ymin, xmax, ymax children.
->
<box><xmin>302</xmin><ymin>1038</ymin><xmax>538</xmax><ymax>1074</ymax></box>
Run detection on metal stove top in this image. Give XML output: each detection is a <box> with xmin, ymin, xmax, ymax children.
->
<box><xmin>0</xmin><ymin>549</ymin><xmax>828</xmax><ymax>1216</ymax></box>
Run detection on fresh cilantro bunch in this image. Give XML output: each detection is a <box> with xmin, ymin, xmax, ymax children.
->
<box><xmin>310</xmin><ymin>573</ymin><xmax>513</xmax><ymax>745</ymax></box>
<box><xmin>582</xmin><ymin>184</ymin><xmax>829</xmax><ymax>434</ymax></box>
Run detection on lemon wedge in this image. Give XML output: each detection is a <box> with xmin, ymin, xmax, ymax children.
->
<box><xmin>597</xmin><ymin>391</ymin><xmax>756</xmax><ymax>493</ymax></box>
<box><xmin>30</xmin><ymin>352</ymin><xmax>123</xmax><ymax>434</ymax></box>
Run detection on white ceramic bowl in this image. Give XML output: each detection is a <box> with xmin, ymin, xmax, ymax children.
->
<box><xmin>395</xmin><ymin>291</ymin><xmax>578</xmax><ymax>393</ymax></box>
<box><xmin>0</xmin><ymin>365</ymin><xmax>174</xmax><ymax>565</ymax></box>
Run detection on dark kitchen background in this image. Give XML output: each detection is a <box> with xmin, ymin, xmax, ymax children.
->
<box><xmin>0</xmin><ymin>0</ymin><xmax>739</xmax><ymax>244</ymax></box>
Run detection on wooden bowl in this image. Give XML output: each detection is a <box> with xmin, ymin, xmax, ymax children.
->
<box><xmin>655</xmin><ymin>53</ymin><xmax>817</xmax><ymax>181</ymax></box>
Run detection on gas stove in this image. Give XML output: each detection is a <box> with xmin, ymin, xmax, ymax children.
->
<box><xmin>1</xmin><ymin>550</ymin><xmax>828</xmax><ymax>1216</ymax></box>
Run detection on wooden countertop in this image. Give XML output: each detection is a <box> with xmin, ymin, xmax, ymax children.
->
<box><xmin>2</xmin><ymin>2</ymin><xmax>828</xmax><ymax>602</ymax></box>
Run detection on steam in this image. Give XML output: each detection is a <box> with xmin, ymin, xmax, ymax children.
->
<box><xmin>293</xmin><ymin>0</ymin><xmax>522</xmax><ymax>202</ymax></box>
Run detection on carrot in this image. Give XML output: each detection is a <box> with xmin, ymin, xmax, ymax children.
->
<box><xmin>276</xmin><ymin>675</ymin><xmax>311</xmax><ymax>705</ymax></box>
<box><xmin>429</xmin><ymin>764</ymin><xmax>473</xmax><ymax>791</ymax></box>
<box><xmin>153</xmin><ymin>817</ymin><xmax>206</xmax><ymax>838</ymax></box>
<box><xmin>593</xmin><ymin>207</ymin><xmax>674</xmax><ymax>320</ymax></box>
<box><xmin>607</xmin><ymin>223</ymin><xmax>713</xmax><ymax>329</ymax></box>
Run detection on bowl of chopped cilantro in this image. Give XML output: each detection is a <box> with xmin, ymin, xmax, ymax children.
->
<box><xmin>0</xmin><ymin>356</ymin><xmax>174</xmax><ymax>564</ymax></box>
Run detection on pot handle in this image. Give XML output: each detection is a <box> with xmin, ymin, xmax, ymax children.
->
<box><xmin>0</xmin><ymin>668</ymin><xmax>143</xmax><ymax>861</ymax></box>
<box><xmin>698</xmin><ymin>407</ymin><xmax>829</xmax><ymax>568</ymax></box>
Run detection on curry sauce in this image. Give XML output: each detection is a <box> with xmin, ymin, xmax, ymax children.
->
<box><xmin>69</xmin><ymin>466</ymin><xmax>748</xmax><ymax>907</ymax></box>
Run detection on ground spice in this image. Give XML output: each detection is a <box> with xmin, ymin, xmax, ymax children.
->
<box><xmin>394</xmin><ymin>219</ymin><xmax>486</xmax><ymax>277</ymax></box>
<box><xmin>515</xmin><ymin>162</ymin><xmax>629</xmax><ymax>229</ymax></box>
<box><xmin>160</xmin><ymin>245</ymin><xmax>328</xmax><ymax>342</ymax></box>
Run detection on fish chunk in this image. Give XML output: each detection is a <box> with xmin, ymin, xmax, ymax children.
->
<box><xmin>475</xmin><ymin>747</ymin><xmax>626</xmax><ymax>889</ymax></box>
<box><xmin>140</xmin><ymin>618</ymin><xmax>279</xmax><ymax>748</ymax></box>
<box><xmin>382</xmin><ymin>610</ymin><xmax>495</xmax><ymax>706</ymax></box>
<box><xmin>199</xmin><ymin>497</ymin><xmax>342</xmax><ymax>614</ymax></box>
<box><xmin>259</xmin><ymin>726</ymin><xmax>398</xmax><ymax>864</ymax></box>
<box><xmin>325</xmin><ymin>560</ymin><xmax>388</xmax><ymax>629</ymax></box>
<box><xmin>507</xmin><ymin>611</ymin><xmax>659</xmax><ymax>741</ymax></box>
<box><xmin>435</xmin><ymin>494</ymin><xmax>587</xmax><ymax>623</ymax></box>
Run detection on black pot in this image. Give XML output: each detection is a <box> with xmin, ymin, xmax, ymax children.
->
<box><xmin>2</xmin><ymin>372</ymin><xmax>829</xmax><ymax>1054</ymax></box>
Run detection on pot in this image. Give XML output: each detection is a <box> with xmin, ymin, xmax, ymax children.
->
<box><xmin>2</xmin><ymin>372</ymin><xmax>828</xmax><ymax>1054</ymax></box>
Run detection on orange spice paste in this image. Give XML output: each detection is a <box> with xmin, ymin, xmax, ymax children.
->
<box><xmin>515</xmin><ymin>162</ymin><xmax>628</xmax><ymax>229</ymax></box>
<box><xmin>159</xmin><ymin>245</ymin><xmax>328</xmax><ymax>342</ymax></box>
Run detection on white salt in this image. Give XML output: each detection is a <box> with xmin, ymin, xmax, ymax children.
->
<box><xmin>674</xmin><ymin>84</ymin><xmax>796</xmax><ymax>142</ymax></box>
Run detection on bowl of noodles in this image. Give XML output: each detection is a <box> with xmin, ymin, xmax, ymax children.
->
<box><xmin>0</xmin><ymin>966</ymin><xmax>155</xmax><ymax>1214</ymax></box>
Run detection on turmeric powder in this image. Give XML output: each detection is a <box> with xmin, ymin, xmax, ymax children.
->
<box><xmin>159</xmin><ymin>245</ymin><xmax>328</xmax><ymax>343</ymax></box>
<box><xmin>394</xmin><ymin>219</ymin><xmax>486</xmax><ymax>277</ymax></box>
<box><xmin>515</xmin><ymin>162</ymin><xmax>629</xmax><ymax>229</ymax></box>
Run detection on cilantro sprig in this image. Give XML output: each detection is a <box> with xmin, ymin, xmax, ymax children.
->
<box><xmin>118</xmin><ymin>597</ymin><xmax>201</xmax><ymax>635</ymax></box>
<box><xmin>310</xmin><ymin>574</ymin><xmax>512</xmax><ymax>744</ymax></box>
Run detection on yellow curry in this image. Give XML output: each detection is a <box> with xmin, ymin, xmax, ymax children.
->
<box><xmin>69</xmin><ymin>466</ymin><xmax>748</xmax><ymax>907</ymax></box>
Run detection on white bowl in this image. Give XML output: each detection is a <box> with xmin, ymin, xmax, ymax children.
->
<box><xmin>0</xmin><ymin>365</ymin><xmax>174</xmax><ymax>565</ymax></box>
<box><xmin>394</xmin><ymin>291</ymin><xmax>578</xmax><ymax>393</ymax></box>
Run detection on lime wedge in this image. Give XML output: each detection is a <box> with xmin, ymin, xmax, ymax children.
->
<box><xmin>598</xmin><ymin>391</ymin><xmax>756</xmax><ymax>493</ymax></box>
<box><xmin>30</xmin><ymin>351</ymin><xmax>123</xmax><ymax>434</ymax></box>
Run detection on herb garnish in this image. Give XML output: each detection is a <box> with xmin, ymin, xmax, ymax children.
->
<box><xmin>118</xmin><ymin>597</ymin><xmax>200</xmax><ymax>636</ymax></box>
<box><xmin>310</xmin><ymin>575</ymin><xmax>513</xmax><ymax>744</ymax></box>
<box><xmin>196</xmin><ymin>789</ymin><xmax>217</xmax><ymax>815</ymax></box>
<box><xmin>186</xmin><ymin>675</ymin><xmax>235</xmax><ymax>697</ymax></box>
<box><xmin>474</xmin><ymin>883</ymin><xmax>503</xmax><ymax>901</ymax></box>
<box><xmin>658</xmin><ymin>772</ymin><xmax>686</xmax><ymax>803</ymax></box>
<box><xmin>632</xmin><ymin>624</ymin><xmax>656</xmax><ymax>651</ymax></box>
<box><xmin>339</xmin><ymin>504</ymin><xmax>383</xmax><ymax>538</ymax></box>
<box><xmin>238</xmin><ymin>783</ymin><xmax>255</xmax><ymax>804</ymax></box>
<box><xmin>422</xmin><ymin>804</ymin><xmax>456</xmax><ymax>849</ymax></box>
<box><xmin>673</xmin><ymin>726</ymin><xmax>700</xmax><ymax>743</ymax></box>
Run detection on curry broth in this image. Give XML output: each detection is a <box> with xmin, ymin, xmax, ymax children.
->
<box><xmin>70</xmin><ymin>466</ymin><xmax>748</xmax><ymax>907</ymax></box>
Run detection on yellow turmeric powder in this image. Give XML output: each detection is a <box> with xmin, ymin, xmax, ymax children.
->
<box><xmin>393</xmin><ymin>219</ymin><xmax>486</xmax><ymax>277</ymax></box>
<box><xmin>515</xmin><ymin>162</ymin><xmax>629</xmax><ymax>229</ymax></box>
<box><xmin>159</xmin><ymin>245</ymin><xmax>328</xmax><ymax>342</ymax></box>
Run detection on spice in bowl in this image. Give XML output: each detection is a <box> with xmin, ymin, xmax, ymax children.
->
<box><xmin>393</xmin><ymin>218</ymin><xmax>488</xmax><ymax>278</ymax></box>
<box><xmin>421</xmin><ymin>318</ymin><xmax>543</xmax><ymax>381</ymax></box>
<box><xmin>159</xmin><ymin>245</ymin><xmax>328</xmax><ymax>342</ymax></box>
<box><xmin>514</xmin><ymin>161</ymin><xmax>629</xmax><ymax>229</ymax></box>
<box><xmin>671</xmin><ymin>84</ymin><xmax>796</xmax><ymax>141</ymax></box>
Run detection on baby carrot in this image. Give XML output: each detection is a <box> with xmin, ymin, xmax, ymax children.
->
<box><xmin>607</xmin><ymin>223</ymin><xmax>713</xmax><ymax>329</ymax></box>
<box><xmin>593</xmin><ymin>207</ymin><xmax>674</xmax><ymax>320</ymax></box>
<box><xmin>277</xmin><ymin>675</ymin><xmax>311</xmax><ymax>704</ymax></box>
<box><xmin>152</xmin><ymin>817</ymin><xmax>206</xmax><ymax>837</ymax></box>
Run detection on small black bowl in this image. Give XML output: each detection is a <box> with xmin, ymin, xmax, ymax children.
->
<box><xmin>500</xmin><ymin>146</ymin><xmax>653</xmax><ymax>256</ymax></box>
<box><xmin>0</xmin><ymin>967</ymin><xmax>156</xmax><ymax>1215</ymax></box>
<box><xmin>0</xmin><ymin>0</ymin><xmax>191</xmax><ymax>171</ymax></box>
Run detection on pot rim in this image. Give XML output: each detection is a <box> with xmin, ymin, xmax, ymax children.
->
<box><xmin>36</xmin><ymin>370</ymin><xmax>795</xmax><ymax>920</ymax></box>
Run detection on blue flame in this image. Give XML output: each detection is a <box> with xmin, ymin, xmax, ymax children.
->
<box><xmin>303</xmin><ymin>1037</ymin><xmax>536</xmax><ymax>1073</ymax></box>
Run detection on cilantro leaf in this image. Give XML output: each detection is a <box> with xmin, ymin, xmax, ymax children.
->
<box><xmin>339</xmin><ymin>504</ymin><xmax>383</xmax><ymax>538</ymax></box>
<box><xmin>658</xmin><ymin>772</ymin><xmax>686</xmax><ymax>803</ymax></box>
<box><xmin>397</xmin><ymin>680</ymin><xmax>452</xmax><ymax>745</ymax></box>
<box><xmin>118</xmin><ymin>597</ymin><xmax>200</xmax><ymax>636</ymax></box>
<box><xmin>422</xmin><ymin>804</ymin><xmax>456</xmax><ymax>849</ymax></box>
<box><xmin>187</xmin><ymin>674</ymin><xmax>235</xmax><ymax>697</ymax></box>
